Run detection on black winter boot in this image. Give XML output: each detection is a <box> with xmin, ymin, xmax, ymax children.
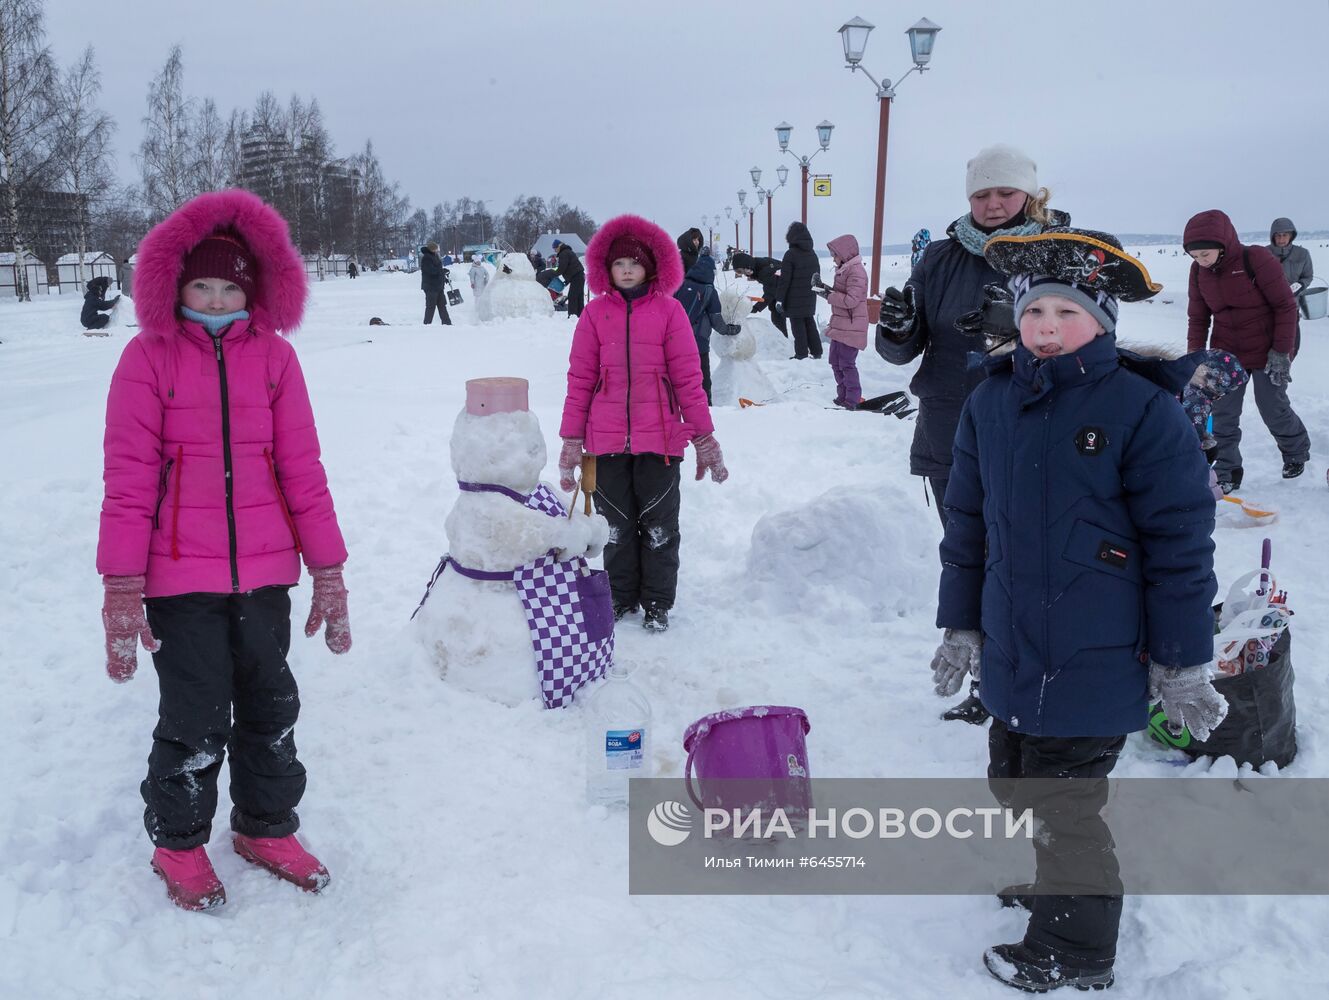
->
<box><xmin>1217</xmin><ymin>466</ymin><xmax>1244</xmax><ymax>494</ymax></box>
<box><xmin>942</xmin><ymin>679</ymin><xmax>990</xmax><ymax>725</ymax></box>
<box><xmin>613</xmin><ymin>603</ymin><xmax>639</xmax><ymax>622</ymax></box>
<box><xmin>1283</xmin><ymin>461</ymin><xmax>1304</xmax><ymax>479</ymax></box>
<box><xmin>983</xmin><ymin>942</ymin><xmax>1114</xmax><ymax>993</ymax></box>
<box><xmin>642</xmin><ymin>604</ymin><xmax>670</xmax><ymax>632</ymax></box>
<box><xmin>997</xmin><ymin>883</ymin><xmax>1036</xmax><ymax>911</ymax></box>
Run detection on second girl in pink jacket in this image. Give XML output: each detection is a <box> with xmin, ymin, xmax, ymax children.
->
<box><xmin>558</xmin><ymin>214</ymin><xmax>727</xmax><ymax>632</ymax></box>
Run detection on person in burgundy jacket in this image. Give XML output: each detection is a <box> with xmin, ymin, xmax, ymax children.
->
<box><xmin>1184</xmin><ymin>209</ymin><xmax>1309</xmax><ymax>488</ymax></box>
<box><xmin>98</xmin><ymin>189</ymin><xmax>350</xmax><ymax>911</ymax></box>
<box><xmin>558</xmin><ymin>213</ymin><xmax>728</xmax><ymax>632</ymax></box>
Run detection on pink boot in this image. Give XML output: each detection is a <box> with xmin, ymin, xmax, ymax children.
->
<box><xmin>150</xmin><ymin>846</ymin><xmax>226</xmax><ymax>911</ymax></box>
<box><xmin>233</xmin><ymin>833</ymin><xmax>331</xmax><ymax>892</ymax></box>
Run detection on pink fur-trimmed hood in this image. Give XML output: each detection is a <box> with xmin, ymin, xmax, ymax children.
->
<box><xmin>134</xmin><ymin>189</ymin><xmax>308</xmax><ymax>336</ymax></box>
<box><xmin>584</xmin><ymin>214</ymin><xmax>684</xmax><ymax>297</ymax></box>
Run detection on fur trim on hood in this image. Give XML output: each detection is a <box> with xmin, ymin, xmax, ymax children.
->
<box><xmin>585</xmin><ymin>214</ymin><xmax>684</xmax><ymax>297</ymax></box>
<box><xmin>133</xmin><ymin>188</ymin><xmax>308</xmax><ymax>336</ymax></box>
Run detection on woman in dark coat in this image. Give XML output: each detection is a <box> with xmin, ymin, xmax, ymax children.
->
<box><xmin>81</xmin><ymin>275</ymin><xmax>120</xmax><ymax>330</ymax></box>
<box><xmin>775</xmin><ymin>221</ymin><xmax>822</xmax><ymax>359</ymax></box>
<box><xmin>731</xmin><ymin>252</ymin><xmax>785</xmax><ymax>337</ymax></box>
<box><xmin>875</xmin><ymin>144</ymin><xmax>1067</xmax><ymax>725</ymax></box>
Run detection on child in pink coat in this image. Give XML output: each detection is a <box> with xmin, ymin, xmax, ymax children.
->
<box><xmin>558</xmin><ymin>214</ymin><xmax>728</xmax><ymax>632</ymax></box>
<box><xmin>98</xmin><ymin>189</ymin><xmax>350</xmax><ymax>911</ymax></box>
<box><xmin>813</xmin><ymin>233</ymin><xmax>869</xmax><ymax>409</ymax></box>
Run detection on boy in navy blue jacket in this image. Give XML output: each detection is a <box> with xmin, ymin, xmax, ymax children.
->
<box><xmin>930</xmin><ymin>229</ymin><xmax>1225</xmax><ymax>993</ymax></box>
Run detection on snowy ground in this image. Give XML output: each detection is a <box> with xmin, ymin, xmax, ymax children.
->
<box><xmin>2</xmin><ymin>253</ymin><xmax>1327</xmax><ymax>999</ymax></box>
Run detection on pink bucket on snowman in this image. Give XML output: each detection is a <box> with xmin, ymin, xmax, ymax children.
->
<box><xmin>682</xmin><ymin>705</ymin><xmax>812</xmax><ymax>817</ymax></box>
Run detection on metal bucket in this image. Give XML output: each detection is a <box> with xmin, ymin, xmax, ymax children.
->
<box><xmin>1301</xmin><ymin>278</ymin><xmax>1326</xmax><ymax>320</ymax></box>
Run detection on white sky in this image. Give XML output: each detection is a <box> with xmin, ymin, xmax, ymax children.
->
<box><xmin>43</xmin><ymin>0</ymin><xmax>1329</xmax><ymax>251</ymax></box>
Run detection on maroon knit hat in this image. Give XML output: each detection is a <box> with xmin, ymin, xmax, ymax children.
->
<box><xmin>180</xmin><ymin>231</ymin><xmax>257</xmax><ymax>301</ymax></box>
<box><xmin>606</xmin><ymin>234</ymin><xmax>656</xmax><ymax>277</ymax></box>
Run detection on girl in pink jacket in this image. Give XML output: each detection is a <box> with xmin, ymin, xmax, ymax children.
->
<box><xmin>97</xmin><ymin>189</ymin><xmax>349</xmax><ymax>911</ymax></box>
<box><xmin>557</xmin><ymin>214</ymin><xmax>728</xmax><ymax>632</ymax></box>
<box><xmin>814</xmin><ymin>233</ymin><xmax>869</xmax><ymax>409</ymax></box>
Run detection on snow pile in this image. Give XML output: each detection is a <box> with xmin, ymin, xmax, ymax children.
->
<box><xmin>744</xmin><ymin>484</ymin><xmax>935</xmax><ymax>622</ymax></box>
<box><xmin>476</xmin><ymin>252</ymin><xmax>554</xmax><ymax>322</ymax></box>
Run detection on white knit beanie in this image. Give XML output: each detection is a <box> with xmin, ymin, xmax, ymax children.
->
<box><xmin>966</xmin><ymin>145</ymin><xmax>1038</xmax><ymax>199</ymax></box>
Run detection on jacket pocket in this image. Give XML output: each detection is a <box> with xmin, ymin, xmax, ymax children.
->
<box><xmin>660</xmin><ymin>375</ymin><xmax>679</xmax><ymax>414</ymax></box>
<box><xmin>263</xmin><ymin>448</ymin><xmax>303</xmax><ymax>554</ymax></box>
<box><xmin>1062</xmin><ymin>519</ymin><xmax>1142</xmax><ymax>586</ymax></box>
<box><xmin>152</xmin><ymin>457</ymin><xmax>175</xmax><ymax>529</ymax></box>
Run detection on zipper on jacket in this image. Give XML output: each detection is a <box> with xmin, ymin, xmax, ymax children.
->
<box><xmin>624</xmin><ymin>300</ymin><xmax>633</xmax><ymax>452</ymax></box>
<box><xmin>211</xmin><ymin>333</ymin><xmax>241</xmax><ymax>592</ymax></box>
<box><xmin>152</xmin><ymin>458</ymin><xmax>175</xmax><ymax>529</ymax></box>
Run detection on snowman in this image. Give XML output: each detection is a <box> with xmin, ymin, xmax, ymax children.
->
<box><xmin>711</xmin><ymin>286</ymin><xmax>776</xmax><ymax>407</ymax></box>
<box><xmin>476</xmin><ymin>252</ymin><xmax>556</xmax><ymax>322</ymax></box>
<box><xmin>414</xmin><ymin>377</ymin><xmax>610</xmax><ymax>707</ymax></box>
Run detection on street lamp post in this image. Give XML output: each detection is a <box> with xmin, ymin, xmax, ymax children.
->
<box><xmin>751</xmin><ymin>165</ymin><xmax>790</xmax><ymax>258</ymax></box>
<box><xmin>726</xmin><ymin>205</ymin><xmax>737</xmax><ymax>254</ymax></box>
<box><xmin>775</xmin><ymin>120</ymin><xmax>834</xmax><ymax>224</ymax></box>
<box><xmin>737</xmin><ymin>190</ymin><xmax>747</xmax><ymax>251</ymax></box>
<box><xmin>838</xmin><ymin>15</ymin><xmax>941</xmax><ymax>308</ymax></box>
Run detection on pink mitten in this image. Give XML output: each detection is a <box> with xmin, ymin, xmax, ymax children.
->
<box><xmin>305</xmin><ymin>564</ymin><xmax>352</xmax><ymax>654</ymax></box>
<box><xmin>102</xmin><ymin>575</ymin><xmax>160</xmax><ymax>683</ymax></box>
<box><xmin>558</xmin><ymin>438</ymin><xmax>584</xmax><ymax>492</ymax></box>
<box><xmin>693</xmin><ymin>434</ymin><xmax>728</xmax><ymax>483</ymax></box>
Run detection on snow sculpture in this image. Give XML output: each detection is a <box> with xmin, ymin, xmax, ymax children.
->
<box><xmin>711</xmin><ymin>287</ymin><xmax>776</xmax><ymax>406</ymax></box>
<box><xmin>414</xmin><ymin>378</ymin><xmax>609</xmax><ymax>706</ymax></box>
<box><xmin>476</xmin><ymin>252</ymin><xmax>555</xmax><ymax>322</ymax></box>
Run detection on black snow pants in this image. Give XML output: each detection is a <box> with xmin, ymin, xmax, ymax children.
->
<box><xmin>84</xmin><ymin>312</ymin><xmax>110</xmax><ymax>331</ymax></box>
<box><xmin>593</xmin><ymin>453</ymin><xmax>682</xmax><ymax>611</ymax></box>
<box><xmin>141</xmin><ymin>587</ymin><xmax>306</xmax><ymax>850</ymax></box>
<box><xmin>987</xmin><ymin>718</ymin><xmax>1125</xmax><ymax>971</ymax></box>
<box><xmin>788</xmin><ymin>315</ymin><xmax>822</xmax><ymax>359</ymax></box>
<box><xmin>566</xmin><ymin>276</ymin><xmax>586</xmax><ymax>318</ymax></box>
<box><xmin>423</xmin><ymin>289</ymin><xmax>452</xmax><ymax>325</ymax></box>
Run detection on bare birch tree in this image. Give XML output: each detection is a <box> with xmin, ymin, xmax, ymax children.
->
<box><xmin>137</xmin><ymin>45</ymin><xmax>196</xmax><ymax>221</ymax></box>
<box><xmin>0</xmin><ymin>0</ymin><xmax>57</xmax><ymax>300</ymax></box>
<box><xmin>51</xmin><ymin>45</ymin><xmax>114</xmax><ymax>285</ymax></box>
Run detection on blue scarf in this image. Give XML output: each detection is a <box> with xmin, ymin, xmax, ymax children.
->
<box><xmin>181</xmin><ymin>305</ymin><xmax>250</xmax><ymax>335</ymax></box>
<box><xmin>950</xmin><ymin>214</ymin><xmax>1042</xmax><ymax>257</ymax></box>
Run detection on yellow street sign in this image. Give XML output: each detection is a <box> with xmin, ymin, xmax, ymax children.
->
<box><xmin>812</xmin><ymin>177</ymin><xmax>832</xmax><ymax>197</ymax></box>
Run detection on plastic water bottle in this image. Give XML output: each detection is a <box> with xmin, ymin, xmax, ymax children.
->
<box><xmin>585</xmin><ymin>665</ymin><xmax>652</xmax><ymax>806</ymax></box>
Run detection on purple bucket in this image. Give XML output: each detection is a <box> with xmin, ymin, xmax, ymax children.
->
<box><xmin>682</xmin><ymin>705</ymin><xmax>812</xmax><ymax>817</ymax></box>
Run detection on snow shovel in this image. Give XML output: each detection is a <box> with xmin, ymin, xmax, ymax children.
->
<box><xmin>568</xmin><ymin>454</ymin><xmax>596</xmax><ymax>517</ymax></box>
<box><xmin>1220</xmin><ymin>494</ymin><xmax>1278</xmax><ymax>522</ymax></box>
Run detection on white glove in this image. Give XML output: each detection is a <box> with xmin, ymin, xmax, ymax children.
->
<box><xmin>1289</xmin><ymin>282</ymin><xmax>1302</xmax><ymax>294</ymax></box>
<box><xmin>1149</xmin><ymin>661</ymin><xmax>1229</xmax><ymax>742</ymax></box>
<box><xmin>930</xmin><ymin>629</ymin><xmax>982</xmax><ymax>697</ymax></box>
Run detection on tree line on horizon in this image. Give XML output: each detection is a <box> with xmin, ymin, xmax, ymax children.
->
<box><xmin>0</xmin><ymin>0</ymin><xmax>596</xmax><ymax>299</ymax></box>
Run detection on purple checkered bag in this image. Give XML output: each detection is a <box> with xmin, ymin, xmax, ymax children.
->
<box><xmin>412</xmin><ymin>480</ymin><xmax>614</xmax><ymax>709</ymax></box>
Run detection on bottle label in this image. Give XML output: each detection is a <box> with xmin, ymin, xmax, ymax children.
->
<box><xmin>604</xmin><ymin>728</ymin><xmax>646</xmax><ymax>771</ymax></box>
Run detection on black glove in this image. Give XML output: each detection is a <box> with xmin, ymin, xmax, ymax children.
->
<box><xmin>811</xmin><ymin>273</ymin><xmax>826</xmax><ymax>289</ymax></box>
<box><xmin>877</xmin><ymin>285</ymin><xmax>916</xmax><ymax>335</ymax></box>
<box><xmin>954</xmin><ymin>283</ymin><xmax>1017</xmax><ymax>351</ymax></box>
<box><xmin>815</xmin><ymin>287</ymin><xmax>830</xmax><ymax>299</ymax></box>
<box><xmin>772</xmin><ymin>301</ymin><xmax>784</xmax><ymax>316</ymax></box>
<box><xmin>751</xmin><ymin>300</ymin><xmax>768</xmax><ymax>313</ymax></box>
<box><xmin>723</xmin><ymin>323</ymin><xmax>741</xmax><ymax>336</ymax></box>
